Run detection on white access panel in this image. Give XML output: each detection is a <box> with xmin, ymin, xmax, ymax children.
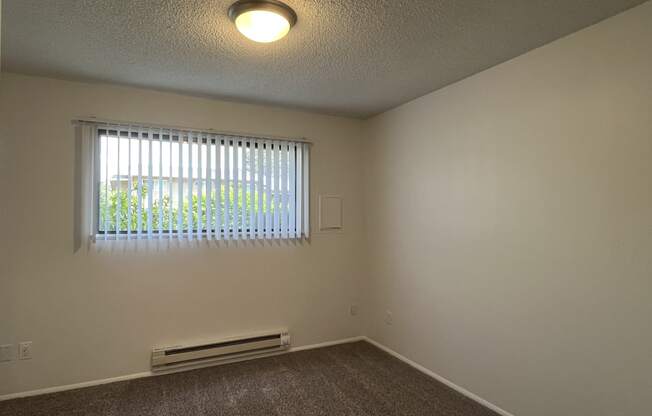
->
<box><xmin>319</xmin><ymin>195</ymin><xmax>343</xmax><ymax>230</ymax></box>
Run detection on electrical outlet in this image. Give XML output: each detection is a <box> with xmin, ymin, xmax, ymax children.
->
<box><xmin>0</xmin><ymin>344</ymin><xmax>14</xmax><ymax>362</ymax></box>
<box><xmin>350</xmin><ymin>304</ymin><xmax>359</xmax><ymax>316</ymax></box>
<box><xmin>19</xmin><ymin>342</ymin><xmax>32</xmax><ymax>360</ymax></box>
<box><xmin>384</xmin><ymin>310</ymin><xmax>393</xmax><ymax>325</ymax></box>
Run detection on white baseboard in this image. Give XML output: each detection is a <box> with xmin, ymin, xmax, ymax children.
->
<box><xmin>0</xmin><ymin>371</ymin><xmax>153</xmax><ymax>402</ymax></box>
<box><xmin>290</xmin><ymin>336</ymin><xmax>365</xmax><ymax>352</ymax></box>
<box><xmin>362</xmin><ymin>336</ymin><xmax>515</xmax><ymax>416</ymax></box>
<box><xmin>0</xmin><ymin>336</ymin><xmax>365</xmax><ymax>402</ymax></box>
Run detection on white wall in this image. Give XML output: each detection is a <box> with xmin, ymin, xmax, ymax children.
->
<box><xmin>363</xmin><ymin>2</ymin><xmax>652</xmax><ymax>416</ymax></box>
<box><xmin>0</xmin><ymin>73</ymin><xmax>366</xmax><ymax>395</ymax></box>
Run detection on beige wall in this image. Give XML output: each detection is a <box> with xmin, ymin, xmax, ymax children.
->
<box><xmin>363</xmin><ymin>2</ymin><xmax>652</xmax><ymax>415</ymax></box>
<box><xmin>0</xmin><ymin>73</ymin><xmax>366</xmax><ymax>395</ymax></box>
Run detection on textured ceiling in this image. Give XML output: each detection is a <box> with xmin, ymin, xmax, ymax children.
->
<box><xmin>1</xmin><ymin>0</ymin><xmax>647</xmax><ymax>117</ymax></box>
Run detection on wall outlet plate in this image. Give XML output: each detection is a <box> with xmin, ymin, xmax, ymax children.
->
<box><xmin>384</xmin><ymin>310</ymin><xmax>393</xmax><ymax>325</ymax></box>
<box><xmin>19</xmin><ymin>342</ymin><xmax>32</xmax><ymax>360</ymax></box>
<box><xmin>350</xmin><ymin>304</ymin><xmax>359</xmax><ymax>316</ymax></box>
<box><xmin>0</xmin><ymin>344</ymin><xmax>14</xmax><ymax>362</ymax></box>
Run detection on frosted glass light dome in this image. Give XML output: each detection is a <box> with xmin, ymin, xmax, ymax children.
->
<box><xmin>229</xmin><ymin>0</ymin><xmax>297</xmax><ymax>43</ymax></box>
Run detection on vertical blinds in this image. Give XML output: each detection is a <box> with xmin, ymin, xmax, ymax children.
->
<box><xmin>91</xmin><ymin>123</ymin><xmax>309</xmax><ymax>241</ymax></box>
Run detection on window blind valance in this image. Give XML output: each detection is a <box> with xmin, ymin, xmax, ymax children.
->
<box><xmin>77</xmin><ymin>121</ymin><xmax>310</xmax><ymax>242</ymax></box>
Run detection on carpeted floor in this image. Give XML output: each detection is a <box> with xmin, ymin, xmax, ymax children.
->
<box><xmin>0</xmin><ymin>341</ymin><xmax>499</xmax><ymax>416</ymax></box>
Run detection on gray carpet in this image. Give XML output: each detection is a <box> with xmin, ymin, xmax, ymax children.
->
<box><xmin>0</xmin><ymin>341</ymin><xmax>499</xmax><ymax>416</ymax></box>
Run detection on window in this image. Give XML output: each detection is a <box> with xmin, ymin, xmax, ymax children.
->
<box><xmin>85</xmin><ymin>123</ymin><xmax>309</xmax><ymax>241</ymax></box>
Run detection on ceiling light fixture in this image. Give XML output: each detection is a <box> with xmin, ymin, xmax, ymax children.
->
<box><xmin>228</xmin><ymin>0</ymin><xmax>297</xmax><ymax>43</ymax></box>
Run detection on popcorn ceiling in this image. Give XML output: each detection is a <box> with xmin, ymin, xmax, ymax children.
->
<box><xmin>2</xmin><ymin>0</ymin><xmax>645</xmax><ymax>118</ymax></box>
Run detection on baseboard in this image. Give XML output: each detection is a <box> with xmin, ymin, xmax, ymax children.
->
<box><xmin>362</xmin><ymin>337</ymin><xmax>515</xmax><ymax>416</ymax></box>
<box><xmin>0</xmin><ymin>336</ymin><xmax>365</xmax><ymax>402</ymax></box>
<box><xmin>0</xmin><ymin>371</ymin><xmax>153</xmax><ymax>402</ymax></box>
<box><xmin>290</xmin><ymin>336</ymin><xmax>365</xmax><ymax>352</ymax></box>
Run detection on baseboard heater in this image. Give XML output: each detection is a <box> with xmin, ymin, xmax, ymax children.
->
<box><xmin>151</xmin><ymin>329</ymin><xmax>291</xmax><ymax>371</ymax></box>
